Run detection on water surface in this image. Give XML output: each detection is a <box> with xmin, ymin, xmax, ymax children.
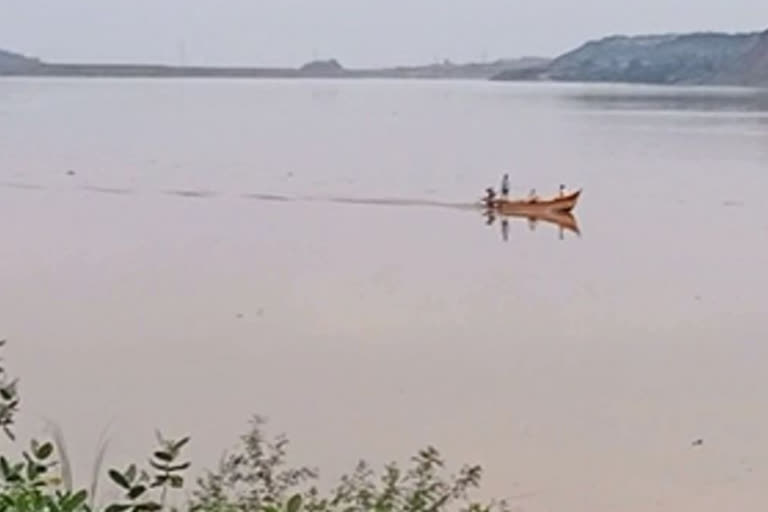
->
<box><xmin>1</xmin><ymin>79</ymin><xmax>768</xmax><ymax>511</ymax></box>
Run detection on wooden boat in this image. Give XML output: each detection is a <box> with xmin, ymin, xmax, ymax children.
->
<box><xmin>485</xmin><ymin>189</ymin><xmax>581</xmax><ymax>215</ymax></box>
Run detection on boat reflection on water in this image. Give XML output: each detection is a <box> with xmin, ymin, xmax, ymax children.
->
<box><xmin>483</xmin><ymin>208</ymin><xmax>581</xmax><ymax>241</ymax></box>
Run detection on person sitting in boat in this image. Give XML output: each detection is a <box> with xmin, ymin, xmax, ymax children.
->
<box><xmin>484</xmin><ymin>187</ymin><xmax>497</xmax><ymax>206</ymax></box>
<box><xmin>528</xmin><ymin>188</ymin><xmax>539</xmax><ymax>202</ymax></box>
<box><xmin>501</xmin><ymin>174</ymin><xmax>510</xmax><ymax>198</ymax></box>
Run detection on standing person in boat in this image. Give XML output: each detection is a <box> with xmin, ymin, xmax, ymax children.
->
<box><xmin>559</xmin><ymin>184</ymin><xmax>566</xmax><ymax>197</ymax></box>
<box><xmin>501</xmin><ymin>174</ymin><xmax>510</xmax><ymax>199</ymax></box>
<box><xmin>528</xmin><ymin>188</ymin><xmax>539</xmax><ymax>202</ymax></box>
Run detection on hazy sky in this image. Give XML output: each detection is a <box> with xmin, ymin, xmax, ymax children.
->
<box><xmin>0</xmin><ymin>1</ymin><xmax>766</xmax><ymax>67</ymax></box>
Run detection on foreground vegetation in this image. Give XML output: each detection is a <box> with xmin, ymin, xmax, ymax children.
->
<box><xmin>0</xmin><ymin>341</ymin><xmax>508</xmax><ymax>512</ymax></box>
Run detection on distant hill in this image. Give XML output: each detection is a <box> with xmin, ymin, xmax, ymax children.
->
<box><xmin>492</xmin><ymin>29</ymin><xmax>768</xmax><ymax>87</ymax></box>
<box><xmin>369</xmin><ymin>57</ymin><xmax>551</xmax><ymax>79</ymax></box>
<box><xmin>298</xmin><ymin>59</ymin><xmax>345</xmax><ymax>76</ymax></box>
<box><xmin>710</xmin><ymin>31</ymin><xmax>768</xmax><ymax>85</ymax></box>
<box><xmin>0</xmin><ymin>49</ymin><xmax>42</xmax><ymax>73</ymax></box>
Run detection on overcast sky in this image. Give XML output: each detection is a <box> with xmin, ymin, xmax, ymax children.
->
<box><xmin>0</xmin><ymin>1</ymin><xmax>766</xmax><ymax>67</ymax></box>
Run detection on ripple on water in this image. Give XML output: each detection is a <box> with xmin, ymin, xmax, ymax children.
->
<box><xmin>163</xmin><ymin>189</ymin><xmax>216</xmax><ymax>198</ymax></box>
<box><xmin>81</xmin><ymin>186</ymin><xmax>134</xmax><ymax>195</ymax></box>
<box><xmin>1</xmin><ymin>181</ymin><xmax>46</xmax><ymax>191</ymax></box>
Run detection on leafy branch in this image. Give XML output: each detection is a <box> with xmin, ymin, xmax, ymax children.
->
<box><xmin>0</xmin><ymin>340</ymin><xmax>20</xmax><ymax>441</ymax></box>
<box><xmin>106</xmin><ymin>433</ymin><xmax>190</xmax><ymax>512</ymax></box>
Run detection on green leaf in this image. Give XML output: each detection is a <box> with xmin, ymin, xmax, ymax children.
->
<box><xmin>172</xmin><ymin>437</ymin><xmax>190</xmax><ymax>453</ymax></box>
<box><xmin>0</xmin><ymin>456</ymin><xmax>11</xmax><ymax>478</ymax></box>
<box><xmin>166</xmin><ymin>462</ymin><xmax>190</xmax><ymax>472</ymax></box>
<box><xmin>148</xmin><ymin>460</ymin><xmax>169</xmax><ymax>472</ymax></box>
<box><xmin>263</xmin><ymin>507</ymin><xmax>279</xmax><ymax>512</ymax></box>
<box><xmin>66</xmin><ymin>490</ymin><xmax>88</xmax><ymax>512</ymax></box>
<box><xmin>2</xmin><ymin>425</ymin><xmax>15</xmax><ymax>442</ymax></box>
<box><xmin>286</xmin><ymin>494</ymin><xmax>303</xmax><ymax>512</ymax></box>
<box><xmin>153</xmin><ymin>451</ymin><xmax>173</xmax><ymax>463</ymax></box>
<box><xmin>134</xmin><ymin>502</ymin><xmax>162</xmax><ymax>512</ymax></box>
<box><xmin>169</xmin><ymin>475</ymin><xmax>183</xmax><ymax>488</ymax></box>
<box><xmin>127</xmin><ymin>486</ymin><xmax>146</xmax><ymax>500</ymax></box>
<box><xmin>36</xmin><ymin>442</ymin><xmax>54</xmax><ymax>461</ymax></box>
<box><xmin>125</xmin><ymin>465</ymin><xmax>137</xmax><ymax>484</ymax></box>
<box><xmin>105</xmin><ymin>504</ymin><xmax>132</xmax><ymax>512</ymax></box>
<box><xmin>27</xmin><ymin>460</ymin><xmax>40</xmax><ymax>481</ymax></box>
<box><xmin>0</xmin><ymin>386</ymin><xmax>14</xmax><ymax>401</ymax></box>
<box><xmin>151</xmin><ymin>475</ymin><xmax>168</xmax><ymax>488</ymax></box>
<box><xmin>109</xmin><ymin>470</ymin><xmax>132</xmax><ymax>490</ymax></box>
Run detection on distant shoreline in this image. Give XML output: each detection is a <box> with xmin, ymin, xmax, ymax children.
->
<box><xmin>0</xmin><ymin>56</ymin><xmax>551</xmax><ymax>81</ymax></box>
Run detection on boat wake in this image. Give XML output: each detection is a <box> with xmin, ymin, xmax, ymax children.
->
<box><xmin>238</xmin><ymin>192</ymin><xmax>480</xmax><ymax>211</ymax></box>
<box><xmin>317</xmin><ymin>195</ymin><xmax>479</xmax><ymax>211</ymax></box>
<box><xmin>0</xmin><ymin>179</ymin><xmax>478</xmax><ymax>211</ymax></box>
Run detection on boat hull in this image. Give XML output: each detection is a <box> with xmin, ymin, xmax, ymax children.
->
<box><xmin>487</xmin><ymin>189</ymin><xmax>581</xmax><ymax>214</ymax></box>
